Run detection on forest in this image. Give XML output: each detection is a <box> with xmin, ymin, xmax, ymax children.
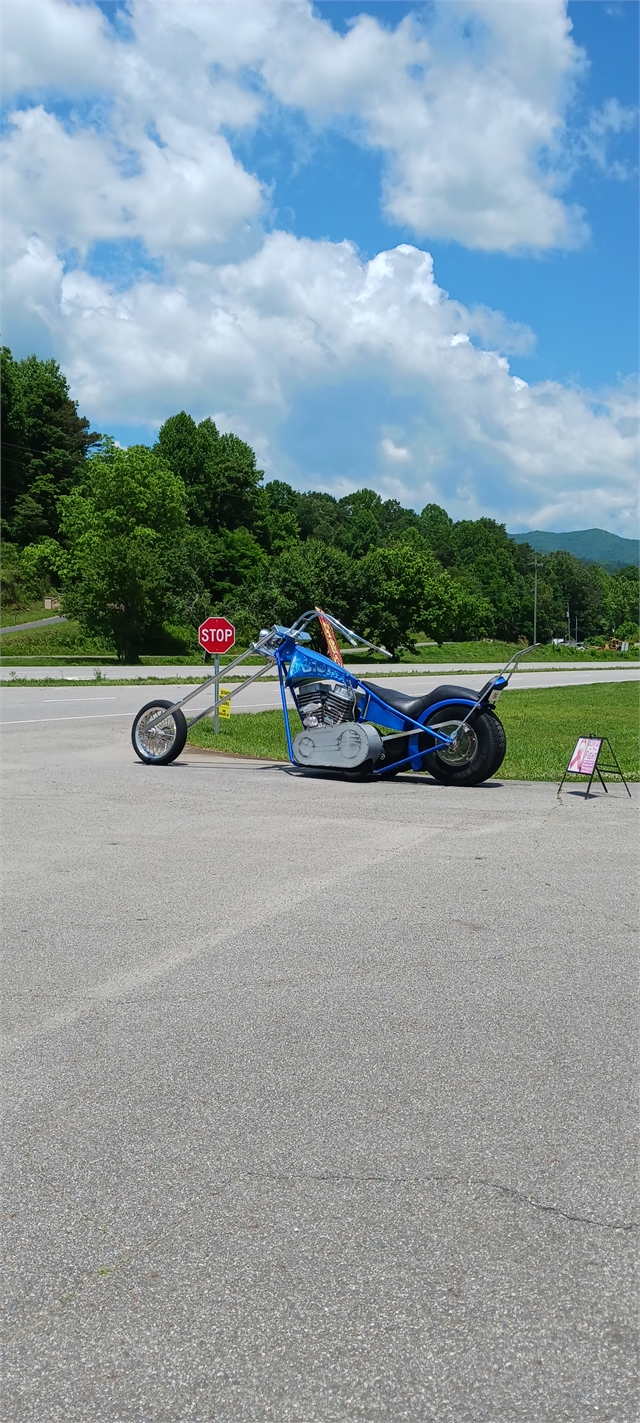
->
<box><xmin>2</xmin><ymin>348</ymin><xmax>638</xmax><ymax>661</ymax></box>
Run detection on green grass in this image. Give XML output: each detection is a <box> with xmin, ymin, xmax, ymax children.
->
<box><xmin>0</xmin><ymin>619</ymin><xmax>263</xmax><ymax>667</ymax></box>
<box><xmin>0</xmin><ymin>619</ymin><xmax>113</xmax><ymax>660</ymax></box>
<box><xmin>1</xmin><ymin>675</ymin><xmax>216</xmax><ymax>687</ymax></box>
<box><xmin>0</xmin><ymin>601</ymin><xmax>63</xmax><ymax>628</ymax></box>
<box><xmin>346</xmin><ymin>639</ymin><xmax>638</xmax><ymax>665</ymax></box>
<box><xmin>187</xmin><ymin>681</ymin><xmax>639</xmax><ymax>781</ymax></box>
<box><xmin>498</xmin><ymin>681</ymin><xmax>638</xmax><ymax>781</ymax></box>
<box><xmin>188</xmin><ymin>708</ymin><xmax>296</xmax><ymax>761</ymax></box>
<box><xmin>2</xmin><ymin>619</ymin><xmax>636</xmax><ymax>669</ymax></box>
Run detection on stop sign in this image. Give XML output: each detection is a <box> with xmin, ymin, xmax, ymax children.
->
<box><xmin>198</xmin><ymin>617</ymin><xmax>235</xmax><ymax>653</ymax></box>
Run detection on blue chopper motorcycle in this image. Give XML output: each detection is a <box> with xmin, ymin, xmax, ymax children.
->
<box><xmin>132</xmin><ymin>609</ymin><xmax>534</xmax><ymax>784</ymax></box>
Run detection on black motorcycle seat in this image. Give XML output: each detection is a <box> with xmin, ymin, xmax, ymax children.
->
<box><xmin>361</xmin><ymin>680</ymin><xmax>479</xmax><ymax>722</ymax></box>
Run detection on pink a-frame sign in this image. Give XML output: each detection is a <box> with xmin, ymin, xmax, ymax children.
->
<box><xmin>558</xmin><ymin>734</ymin><xmax>631</xmax><ymax>799</ymax></box>
<box><xmin>567</xmin><ymin>738</ymin><xmax>602</xmax><ymax>775</ymax></box>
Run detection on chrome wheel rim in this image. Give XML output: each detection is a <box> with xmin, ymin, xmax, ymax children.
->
<box><xmin>432</xmin><ymin>719</ymin><xmax>478</xmax><ymax>767</ymax></box>
<box><xmin>134</xmin><ymin>707</ymin><xmax>178</xmax><ymax>760</ymax></box>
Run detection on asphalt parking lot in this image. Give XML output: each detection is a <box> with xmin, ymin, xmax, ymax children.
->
<box><xmin>2</xmin><ymin>710</ymin><xmax>637</xmax><ymax>1422</ymax></box>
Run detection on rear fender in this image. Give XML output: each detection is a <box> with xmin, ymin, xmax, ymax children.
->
<box><xmin>376</xmin><ymin>696</ymin><xmax>478</xmax><ymax>775</ymax></box>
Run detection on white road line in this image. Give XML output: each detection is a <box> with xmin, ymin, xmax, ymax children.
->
<box><xmin>42</xmin><ymin>696</ymin><xmax>118</xmax><ymax>702</ymax></box>
<box><xmin>2</xmin><ymin>705</ymin><xmax>276</xmax><ymax>725</ymax></box>
<box><xmin>3</xmin><ymin>712</ymin><xmax>135</xmax><ymax>725</ymax></box>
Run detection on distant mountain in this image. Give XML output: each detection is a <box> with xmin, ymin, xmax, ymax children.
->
<box><xmin>510</xmin><ymin>528</ymin><xmax>639</xmax><ymax>568</ymax></box>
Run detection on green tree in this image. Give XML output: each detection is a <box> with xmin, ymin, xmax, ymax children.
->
<box><xmin>354</xmin><ymin>543</ymin><xmax>439</xmax><ymax>655</ymax></box>
<box><xmin>156</xmin><ymin>412</ymin><xmax>264</xmax><ymax>533</ymax></box>
<box><xmin>296</xmin><ymin>490</ymin><xmax>341</xmax><ymax>544</ymax></box>
<box><xmin>419</xmin><ymin>503</ymin><xmax>454</xmax><ymax>564</ymax></box>
<box><xmin>335</xmin><ymin>489</ymin><xmax>385</xmax><ymax>557</ymax></box>
<box><xmin>226</xmin><ymin>540</ymin><xmax>357</xmax><ymax>645</ymax></box>
<box><xmin>0</xmin><ymin>544</ymin><xmax>29</xmax><ymax>620</ymax></box>
<box><xmin>261</xmin><ymin>481</ymin><xmax>301</xmax><ymax>554</ymax></box>
<box><xmin>448</xmin><ymin>518</ymin><xmax>525</xmax><ymax>638</ymax></box>
<box><xmin>601</xmin><ymin>566</ymin><xmax>639</xmax><ymax>635</ymax></box>
<box><xmin>544</xmin><ymin>551</ymin><xmax>607</xmax><ymax>639</ymax></box>
<box><xmin>1</xmin><ymin>350</ymin><xmax>100</xmax><ymax>542</ymax></box>
<box><xmin>422</xmin><ymin>572</ymin><xmax>494</xmax><ymax>644</ymax></box>
<box><xmin>1</xmin><ymin>347</ymin><xmax>28</xmax><ymax>527</ymax></box>
<box><xmin>377</xmin><ymin>498</ymin><xmax>420</xmax><ymax>543</ymax></box>
<box><xmin>20</xmin><ymin>538</ymin><xmax>68</xmax><ymax>600</ymax></box>
<box><xmin>164</xmin><ymin>525</ymin><xmax>268</xmax><ymax>629</ymax></box>
<box><xmin>59</xmin><ymin>445</ymin><xmax>188</xmax><ymax>661</ymax></box>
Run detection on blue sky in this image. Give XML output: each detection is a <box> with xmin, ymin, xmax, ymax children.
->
<box><xmin>233</xmin><ymin>0</ymin><xmax>639</xmax><ymax>390</ymax></box>
<box><xmin>2</xmin><ymin>0</ymin><xmax>638</xmax><ymax>533</ymax></box>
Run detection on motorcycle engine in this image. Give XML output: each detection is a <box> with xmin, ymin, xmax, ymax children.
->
<box><xmin>296</xmin><ymin>681</ymin><xmax>357</xmax><ymax>728</ymax></box>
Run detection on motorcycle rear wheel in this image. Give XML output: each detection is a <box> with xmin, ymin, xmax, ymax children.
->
<box><xmin>343</xmin><ymin>763</ymin><xmax>374</xmax><ymax>781</ymax></box>
<box><xmin>425</xmin><ymin>709</ymin><xmax>506</xmax><ymax>787</ymax></box>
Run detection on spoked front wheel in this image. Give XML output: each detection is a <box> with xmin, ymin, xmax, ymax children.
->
<box><xmin>424</xmin><ymin>709</ymin><xmax>506</xmax><ymax>786</ymax></box>
<box><xmin>131</xmin><ymin>700</ymin><xmax>188</xmax><ymax>765</ymax></box>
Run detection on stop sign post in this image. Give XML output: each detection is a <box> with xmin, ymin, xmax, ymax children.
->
<box><xmin>198</xmin><ymin>618</ymin><xmax>235</xmax><ymax>733</ymax></box>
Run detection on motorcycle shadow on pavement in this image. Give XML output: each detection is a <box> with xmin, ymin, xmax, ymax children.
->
<box><xmin>271</xmin><ymin>764</ymin><xmax>505</xmax><ymax>790</ymax></box>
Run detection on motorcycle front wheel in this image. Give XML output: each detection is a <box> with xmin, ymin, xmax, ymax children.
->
<box><xmin>131</xmin><ymin>700</ymin><xmax>188</xmax><ymax>765</ymax></box>
<box><xmin>424</xmin><ymin>709</ymin><xmax>506</xmax><ymax>787</ymax></box>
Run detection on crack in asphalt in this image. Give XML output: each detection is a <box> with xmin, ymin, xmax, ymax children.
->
<box><xmin>238</xmin><ymin>1169</ymin><xmax>638</xmax><ymax>1233</ymax></box>
<box><xmin>3</xmin><ymin>1152</ymin><xmax>636</xmax><ymax>1344</ymax></box>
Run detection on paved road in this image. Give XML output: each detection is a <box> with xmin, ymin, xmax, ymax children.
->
<box><xmin>0</xmin><ymin>615</ymin><xmax>66</xmax><ymax>635</ymax></box>
<box><xmin>1</xmin><ymin>667</ymin><xmax>638</xmax><ymax>728</ymax></box>
<box><xmin>1</xmin><ymin>657</ymin><xmax>637</xmax><ymax>680</ymax></box>
<box><xmin>1</xmin><ymin>711</ymin><xmax>637</xmax><ymax>1420</ymax></box>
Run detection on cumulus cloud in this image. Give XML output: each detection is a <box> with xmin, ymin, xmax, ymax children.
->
<box><xmin>2</xmin><ymin>0</ymin><xmax>594</xmax><ymax>253</ymax></box>
<box><xmin>3</xmin><ymin>230</ymin><xmax>635</xmax><ymax>532</ymax></box>
<box><xmin>1</xmin><ymin>0</ymin><xmax>113</xmax><ymax>95</ymax></box>
<box><xmin>1</xmin><ymin>100</ymin><xmax>264</xmax><ymax>263</ymax></box>
<box><xmin>1</xmin><ymin>0</ymin><xmax>637</xmax><ymax>534</ymax></box>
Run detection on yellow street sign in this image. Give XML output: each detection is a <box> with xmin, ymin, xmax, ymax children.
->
<box><xmin>218</xmin><ymin>688</ymin><xmax>231</xmax><ymax>719</ymax></box>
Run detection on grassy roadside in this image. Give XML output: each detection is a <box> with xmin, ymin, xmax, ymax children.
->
<box><xmin>0</xmin><ymin>602</ymin><xmax>63</xmax><ymax>628</ymax></box>
<box><xmin>4</xmin><ymin>665</ymin><xmax>637</xmax><ymax>688</ymax></box>
<box><xmin>345</xmin><ymin>640</ymin><xmax>638</xmax><ymax>665</ymax></box>
<box><xmin>0</xmin><ymin>620</ymin><xmax>111</xmax><ymax>660</ymax></box>
<box><xmin>1</xmin><ymin>621</ymin><xmax>636</xmax><ymax>667</ymax></box>
<box><xmin>498</xmin><ymin>682</ymin><xmax>638</xmax><ymax>781</ymax></box>
<box><xmin>186</xmin><ymin>681</ymin><xmax>639</xmax><ymax>781</ymax></box>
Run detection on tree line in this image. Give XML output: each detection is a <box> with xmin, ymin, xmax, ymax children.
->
<box><xmin>2</xmin><ymin>348</ymin><xmax>638</xmax><ymax>660</ymax></box>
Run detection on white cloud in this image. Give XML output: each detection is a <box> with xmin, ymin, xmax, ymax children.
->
<box><xmin>3</xmin><ymin>231</ymin><xmax>635</xmax><ymax>532</ymax></box>
<box><xmin>1</xmin><ymin>0</ymin><xmax>113</xmax><ymax>96</ymax></box>
<box><xmin>2</xmin><ymin>0</ymin><xmax>592</xmax><ymax>253</ymax></box>
<box><xmin>189</xmin><ymin>0</ymin><xmax>588</xmax><ymax>250</ymax></box>
<box><xmin>1</xmin><ymin>102</ymin><xmax>264</xmax><ymax>261</ymax></box>
<box><xmin>336</xmin><ymin>1</ymin><xmax>587</xmax><ymax>251</ymax></box>
<box><xmin>381</xmin><ymin>439</ymin><xmax>410</xmax><ymax>464</ymax></box>
<box><xmin>1</xmin><ymin>0</ymin><xmax>637</xmax><ymax>535</ymax></box>
<box><xmin>577</xmin><ymin>98</ymin><xmax>638</xmax><ymax>179</ymax></box>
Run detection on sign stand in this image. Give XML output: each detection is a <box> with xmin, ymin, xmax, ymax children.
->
<box><xmin>558</xmin><ymin>735</ymin><xmax>631</xmax><ymax>799</ymax></box>
<box><xmin>214</xmin><ymin>652</ymin><xmax>219</xmax><ymax>734</ymax></box>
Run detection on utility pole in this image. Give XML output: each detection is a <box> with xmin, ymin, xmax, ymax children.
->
<box><xmin>575</xmin><ymin>614</ymin><xmax>578</xmax><ymax>646</ymax></box>
<box><xmin>533</xmin><ymin>557</ymin><xmax>540</xmax><ymax>645</ymax></box>
<box><xmin>566</xmin><ymin>604</ymin><xmax>570</xmax><ymax>643</ymax></box>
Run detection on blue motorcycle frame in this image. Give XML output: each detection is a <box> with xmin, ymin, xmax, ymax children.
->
<box><xmin>133</xmin><ymin>608</ymin><xmax>538</xmax><ymax>777</ymax></box>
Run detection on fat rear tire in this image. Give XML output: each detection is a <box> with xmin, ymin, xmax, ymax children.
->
<box><xmin>343</xmin><ymin>762</ymin><xmax>374</xmax><ymax>781</ymax></box>
<box><xmin>131</xmin><ymin>699</ymin><xmax>188</xmax><ymax>765</ymax></box>
<box><xmin>425</xmin><ymin>709</ymin><xmax>506</xmax><ymax>787</ymax></box>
